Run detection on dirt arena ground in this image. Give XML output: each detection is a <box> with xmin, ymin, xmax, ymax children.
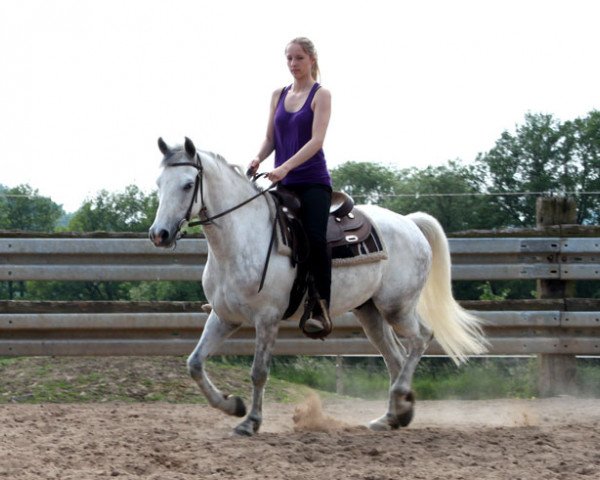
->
<box><xmin>1</xmin><ymin>395</ymin><xmax>599</xmax><ymax>480</ymax></box>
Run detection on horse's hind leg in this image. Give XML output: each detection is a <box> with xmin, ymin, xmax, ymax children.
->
<box><xmin>187</xmin><ymin>311</ymin><xmax>246</xmax><ymax>417</ymax></box>
<box><xmin>371</xmin><ymin>304</ymin><xmax>432</xmax><ymax>431</ymax></box>
<box><xmin>355</xmin><ymin>301</ymin><xmax>412</xmax><ymax>430</ymax></box>
<box><xmin>234</xmin><ymin>319</ymin><xmax>279</xmax><ymax>436</ymax></box>
<box><xmin>354</xmin><ymin>300</ymin><xmax>405</xmax><ymax>385</ymax></box>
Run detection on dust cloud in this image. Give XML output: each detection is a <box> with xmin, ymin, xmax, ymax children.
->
<box><xmin>292</xmin><ymin>391</ymin><xmax>351</xmax><ymax>433</ymax></box>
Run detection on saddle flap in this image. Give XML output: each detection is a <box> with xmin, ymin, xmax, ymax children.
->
<box><xmin>270</xmin><ymin>188</ymin><xmax>301</xmax><ymax>216</ymax></box>
<box><xmin>326</xmin><ymin>209</ymin><xmax>371</xmax><ymax>246</ymax></box>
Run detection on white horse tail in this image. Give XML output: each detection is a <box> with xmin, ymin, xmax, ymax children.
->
<box><xmin>407</xmin><ymin>212</ymin><xmax>488</xmax><ymax>364</ymax></box>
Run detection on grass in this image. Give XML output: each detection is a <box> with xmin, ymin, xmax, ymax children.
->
<box><xmin>1</xmin><ymin>355</ymin><xmax>599</xmax><ymax>404</ymax></box>
<box><xmin>579</xmin><ymin>359</ymin><xmax>600</xmax><ymax>396</ymax></box>
<box><xmin>271</xmin><ymin>356</ymin><xmax>600</xmax><ymax>400</ymax></box>
<box><xmin>412</xmin><ymin>358</ymin><xmax>538</xmax><ymax>400</ymax></box>
<box><xmin>0</xmin><ymin>356</ymin><xmax>315</xmax><ymax>404</ymax></box>
<box><xmin>265</xmin><ymin>356</ymin><xmax>541</xmax><ymax>400</ymax></box>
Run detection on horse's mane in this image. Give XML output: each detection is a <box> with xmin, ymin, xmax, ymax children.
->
<box><xmin>161</xmin><ymin>145</ymin><xmax>260</xmax><ymax>193</ymax></box>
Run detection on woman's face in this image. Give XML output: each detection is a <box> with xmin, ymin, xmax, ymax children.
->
<box><xmin>285</xmin><ymin>43</ymin><xmax>314</xmax><ymax>80</ymax></box>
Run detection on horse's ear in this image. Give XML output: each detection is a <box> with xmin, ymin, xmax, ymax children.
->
<box><xmin>158</xmin><ymin>137</ymin><xmax>170</xmax><ymax>156</ymax></box>
<box><xmin>184</xmin><ymin>137</ymin><xmax>196</xmax><ymax>158</ymax></box>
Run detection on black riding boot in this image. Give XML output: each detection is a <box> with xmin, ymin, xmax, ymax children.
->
<box><xmin>303</xmin><ymin>298</ymin><xmax>331</xmax><ymax>335</ymax></box>
<box><xmin>300</xmin><ymin>276</ymin><xmax>332</xmax><ymax>340</ymax></box>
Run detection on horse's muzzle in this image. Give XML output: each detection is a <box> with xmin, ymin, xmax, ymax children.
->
<box><xmin>149</xmin><ymin>227</ymin><xmax>174</xmax><ymax>248</ymax></box>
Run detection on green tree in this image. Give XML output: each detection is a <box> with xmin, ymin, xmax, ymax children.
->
<box><xmin>476</xmin><ymin>111</ymin><xmax>600</xmax><ymax>226</ymax></box>
<box><xmin>386</xmin><ymin>161</ymin><xmax>502</xmax><ymax>232</ymax></box>
<box><xmin>23</xmin><ymin>280</ymin><xmax>132</xmax><ymax>301</ymax></box>
<box><xmin>0</xmin><ymin>184</ymin><xmax>64</xmax><ymax>231</ymax></box>
<box><xmin>0</xmin><ymin>185</ymin><xmax>64</xmax><ymax>299</ymax></box>
<box><xmin>332</xmin><ymin>160</ymin><xmax>506</xmax><ymax>232</ymax></box>
<box><xmin>129</xmin><ymin>281</ymin><xmax>206</xmax><ymax>302</ymax></box>
<box><xmin>14</xmin><ymin>185</ymin><xmax>159</xmax><ymax>301</ymax></box>
<box><xmin>68</xmin><ymin>185</ymin><xmax>158</xmax><ymax>232</ymax></box>
<box><xmin>61</xmin><ymin>185</ymin><xmax>159</xmax><ymax>301</ymax></box>
<box><xmin>562</xmin><ymin>111</ymin><xmax>600</xmax><ymax>224</ymax></box>
<box><xmin>331</xmin><ymin>161</ymin><xmax>399</xmax><ymax>205</ymax></box>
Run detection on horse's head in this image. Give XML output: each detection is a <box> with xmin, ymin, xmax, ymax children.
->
<box><xmin>149</xmin><ymin>137</ymin><xmax>202</xmax><ymax>248</ymax></box>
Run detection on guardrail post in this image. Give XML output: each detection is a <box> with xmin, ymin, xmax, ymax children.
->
<box><xmin>536</xmin><ymin>196</ymin><xmax>578</xmax><ymax>397</ymax></box>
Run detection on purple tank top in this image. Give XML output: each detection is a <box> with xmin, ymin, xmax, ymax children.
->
<box><xmin>274</xmin><ymin>83</ymin><xmax>332</xmax><ymax>186</ymax></box>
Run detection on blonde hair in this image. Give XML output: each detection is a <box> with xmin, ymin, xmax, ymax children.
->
<box><xmin>287</xmin><ymin>37</ymin><xmax>320</xmax><ymax>81</ymax></box>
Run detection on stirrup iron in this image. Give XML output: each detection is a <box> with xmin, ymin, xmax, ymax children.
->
<box><xmin>299</xmin><ymin>298</ymin><xmax>332</xmax><ymax>340</ymax></box>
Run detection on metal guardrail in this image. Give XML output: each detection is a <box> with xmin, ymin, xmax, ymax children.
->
<box><xmin>0</xmin><ymin>238</ymin><xmax>207</xmax><ymax>281</ymax></box>
<box><xmin>1</xmin><ymin>235</ymin><xmax>599</xmax><ymax>357</ymax></box>
<box><xmin>1</xmin><ymin>237</ymin><xmax>599</xmax><ymax>281</ymax></box>
<box><xmin>449</xmin><ymin>237</ymin><xmax>600</xmax><ymax>280</ymax></box>
<box><xmin>0</xmin><ymin>308</ymin><xmax>598</xmax><ymax>357</ymax></box>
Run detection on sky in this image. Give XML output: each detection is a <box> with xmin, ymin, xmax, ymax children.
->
<box><xmin>1</xmin><ymin>0</ymin><xmax>599</xmax><ymax>212</ymax></box>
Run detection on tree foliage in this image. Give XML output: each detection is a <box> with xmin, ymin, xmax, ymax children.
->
<box><xmin>563</xmin><ymin>111</ymin><xmax>600</xmax><ymax>223</ymax></box>
<box><xmin>332</xmin><ymin>160</ymin><xmax>508</xmax><ymax>232</ymax></box>
<box><xmin>68</xmin><ymin>185</ymin><xmax>158</xmax><ymax>232</ymax></box>
<box><xmin>23</xmin><ymin>280</ymin><xmax>132</xmax><ymax>301</ymax></box>
<box><xmin>331</xmin><ymin>110</ymin><xmax>600</xmax><ymax>229</ymax></box>
<box><xmin>0</xmin><ymin>184</ymin><xmax>160</xmax><ymax>301</ymax></box>
<box><xmin>476</xmin><ymin>110</ymin><xmax>600</xmax><ymax>225</ymax></box>
<box><xmin>0</xmin><ymin>184</ymin><xmax>64</xmax><ymax>231</ymax></box>
<box><xmin>331</xmin><ymin>161</ymin><xmax>399</xmax><ymax>205</ymax></box>
<box><xmin>128</xmin><ymin>281</ymin><xmax>206</xmax><ymax>302</ymax></box>
<box><xmin>386</xmin><ymin>162</ymin><xmax>502</xmax><ymax>232</ymax></box>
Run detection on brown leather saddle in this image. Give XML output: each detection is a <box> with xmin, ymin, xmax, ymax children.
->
<box><xmin>327</xmin><ymin>193</ymin><xmax>383</xmax><ymax>259</ymax></box>
<box><xmin>271</xmin><ymin>190</ymin><xmax>381</xmax><ymax>258</ymax></box>
<box><xmin>268</xmin><ymin>188</ymin><xmax>384</xmax><ymax>330</ymax></box>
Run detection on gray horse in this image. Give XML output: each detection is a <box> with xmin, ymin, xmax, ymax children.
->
<box><xmin>149</xmin><ymin>137</ymin><xmax>487</xmax><ymax>436</ymax></box>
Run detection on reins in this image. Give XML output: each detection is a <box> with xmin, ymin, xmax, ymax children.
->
<box><xmin>169</xmin><ymin>157</ymin><xmax>277</xmax><ymax>227</ymax></box>
<box><xmin>168</xmin><ymin>156</ymin><xmax>279</xmax><ymax>293</ymax></box>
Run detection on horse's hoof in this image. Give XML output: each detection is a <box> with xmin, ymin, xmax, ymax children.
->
<box><xmin>394</xmin><ymin>390</ymin><xmax>415</xmax><ymax>427</ymax></box>
<box><xmin>397</xmin><ymin>406</ymin><xmax>414</xmax><ymax>427</ymax></box>
<box><xmin>233</xmin><ymin>418</ymin><xmax>260</xmax><ymax>437</ymax></box>
<box><xmin>369</xmin><ymin>417</ymin><xmax>392</xmax><ymax>432</ymax></box>
<box><xmin>368</xmin><ymin>415</ymin><xmax>394</xmax><ymax>431</ymax></box>
<box><xmin>233</xmin><ymin>424</ymin><xmax>254</xmax><ymax>437</ymax></box>
<box><xmin>397</xmin><ymin>391</ymin><xmax>415</xmax><ymax>427</ymax></box>
<box><xmin>224</xmin><ymin>395</ymin><xmax>247</xmax><ymax>417</ymax></box>
<box><xmin>368</xmin><ymin>402</ymin><xmax>414</xmax><ymax>431</ymax></box>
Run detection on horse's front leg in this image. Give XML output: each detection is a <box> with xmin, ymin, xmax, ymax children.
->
<box><xmin>187</xmin><ymin>311</ymin><xmax>246</xmax><ymax>417</ymax></box>
<box><xmin>234</xmin><ymin>318</ymin><xmax>280</xmax><ymax>436</ymax></box>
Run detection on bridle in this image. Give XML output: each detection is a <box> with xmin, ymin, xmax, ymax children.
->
<box><xmin>166</xmin><ymin>153</ymin><xmax>279</xmax><ymax>292</ymax></box>
<box><xmin>168</xmin><ymin>153</ymin><xmax>276</xmax><ymax>229</ymax></box>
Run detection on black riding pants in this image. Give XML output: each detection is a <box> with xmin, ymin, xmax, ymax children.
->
<box><xmin>284</xmin><ymin>183</ymin><xmax>332</xmax><ymax>306</ymax></box>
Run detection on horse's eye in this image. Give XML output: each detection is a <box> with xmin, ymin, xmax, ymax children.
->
<box><xmin>183</xmin><ymin>182</ymin><xmax>194</xmax><ymax>191</ymax></box>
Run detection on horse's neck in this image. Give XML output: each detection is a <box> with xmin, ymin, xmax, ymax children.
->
<box><xmin>202</xmin><ymin>169</ymin><xmax>272</xmax><ymax>261</ymax></box>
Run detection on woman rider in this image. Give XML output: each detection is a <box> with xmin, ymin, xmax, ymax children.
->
<box><xmin>248</xmin><ymin>37</ymin><xmax>332</xmax><ymax>336</ymax></box>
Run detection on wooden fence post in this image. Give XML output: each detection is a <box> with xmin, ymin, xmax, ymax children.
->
<box><xmin>536</xmin><ymin>196</ymin><xmax>578</xmax><ymax>397</ymax></box>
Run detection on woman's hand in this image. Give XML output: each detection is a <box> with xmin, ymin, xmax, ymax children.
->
<box><xmin>267</xmin><ymin>164</ymin><xmax>290</xmax><ymax>183</ymax></box>
<box><xmin>247</xmin><ymin>158</ymin><xmax>261</xmax><ymax>176</ymax></box>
